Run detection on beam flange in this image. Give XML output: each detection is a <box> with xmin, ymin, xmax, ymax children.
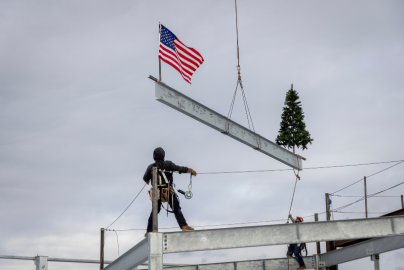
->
<box><xmin>103</xmin><ymin>238</ymin><xmax>148</xmax><ymax>270</ymax></box>
<box><xmin>162</xmin><ymin>216</ymin><xmax>404</xmax><ymax>253</ymax></box>
<box><xmin>321</xmin><ymin>235</ymin><xmax>404</xmax><ymax>267</ymax></box>
<box><xmin>154</xmin><ymin>82</ymin><xmax>303</xmax><ymax>170</ymax></box>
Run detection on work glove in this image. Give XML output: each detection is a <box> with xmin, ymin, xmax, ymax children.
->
<box><xmin>191</xmin><ymin>169</ymin><xmax>197</xmax><ymax>176</ymax></box>
<box><xmin>146</xmin><ymin>180</ymin><xmax>150</xmax><ymax>185</ymax></box>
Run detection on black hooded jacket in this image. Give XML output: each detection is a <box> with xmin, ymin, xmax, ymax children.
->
<box><xmin>143</xmin><ymin>147</ymin><xmax>188</xmax><ymax>186</ymax></box>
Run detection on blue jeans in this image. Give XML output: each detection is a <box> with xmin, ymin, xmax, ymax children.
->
<box><xmin>288</xmin><ymin>244</ymin><xmax>305</xmax><ymax>266</ymax></box>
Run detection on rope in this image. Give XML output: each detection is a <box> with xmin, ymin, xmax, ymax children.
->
<box><xmin>105</xmin><ymin>183</ymin><xmax>147</xmax><ymax>229</ymax></box>
<box><xmin>286</xmin><ymin>156</ymin><xmax>300</xmax><ymax>270</ymax></box>
<box><xmin>114</xmin><ymin>231</ymin><xmax>120</xmax><ymax>257</ymax></box>
<box><xmin>287</xmin><ymin>156</ymin><xmax>300</xmax><ymax>221</ymax></box>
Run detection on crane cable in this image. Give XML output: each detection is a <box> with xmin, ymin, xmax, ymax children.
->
<box><xmin>226</xmin><ymin>0</ymin><xmax>261</xmax><ymax>149</ymax></box>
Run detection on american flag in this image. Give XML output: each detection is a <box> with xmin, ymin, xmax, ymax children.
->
<box><xmin>159</xmin><ymin>24</ymin><xmax>204</xmax><ymax>84</ymax></box>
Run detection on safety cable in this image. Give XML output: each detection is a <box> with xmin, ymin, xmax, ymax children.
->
<box><xmin>330</xmin><ymin>160</ymin><xmax>404</xmax><ymax>195</ymax></box>
<box><xmin>102</xmin><ymin>182</ymin><xmax>397</xmax><ymax>232</ymax></box>
<box><xmin>114</xmin><ymin>231</ymin><xmax>120</xmax><ymax>257</ymax></box>
<box><xmin>197</xmin><ymin>159</ymin><xmax>404</xmax><ymax>175</ymax></box>
<box><xmin>104</xmin><ymin>160</ymin><xmax>402</xmax><ymax>231</ymax></box>
<box><xmin>105</xmin><ymin>183</ymin><xmax>147</xmax><ymax>229</ymax></box>
<box><xmin>331</xmin><ymin>195</ymin><xmax>400</xmax><ymax>198</ymax></box>
<box><xmin>105</xmin><ymin>213</ymin><xmax>322</xmax><ymax>232</ymax></box>
<box><xmin>332</xmin><ymin>181</ymin><xmax>404</xmax><ymax>212</ymax></box>
<box><xmin>333</xmin><ymin>211</ymin><xmax>389</xmax><ymax>214</ymax></box>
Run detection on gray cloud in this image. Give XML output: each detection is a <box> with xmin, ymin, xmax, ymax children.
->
<box><xmin>1</xmin><ymin>1</ymin><xmax>404</xmax><ymax>269</ymax></box>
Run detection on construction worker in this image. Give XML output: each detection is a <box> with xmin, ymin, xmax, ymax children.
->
<box><xmin>143</xmin><ymin>147</ymin><xmax>196</xmax><ymax>237</ymax></box>
<box><xmin>288</xmin><ymin>214</ymin><xmax>306</xmax><ymax>269</ymax></box>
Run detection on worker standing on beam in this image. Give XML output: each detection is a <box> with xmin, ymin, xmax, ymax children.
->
<box><xmin>288</xmin><ymin>214</ymin><xmax>307</xmax><ymax>269</ymax></box>
<box><xmin>143</xmin><ymin>147</ymin><xmax>196</xmax><ymax>237</ymax></box>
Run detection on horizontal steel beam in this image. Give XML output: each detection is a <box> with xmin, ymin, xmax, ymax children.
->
<box><xmin>103</xmin><ymin>238</ymin><xmax>148</xmax><ymax>270</ymax></box>
<box><xmin>0</xmin><ymin>255</ymin><xmax>36</xmax><ymax>261</ymax></box>
<box><xmin>154</xmin><ymin>82</ymin><xmax>303</xmax><ymax>170</ymax></box>
<box><xmin>321</xmin><ymin>235</ymin><xmax>404</xmax><ymax>267</ymax></box>
<box><xmin>164</xmin><ymin>257</ymin><xmax>316</xmax><ymax>270</ymax></box>
<box><xmin>0</xmin><ymin>255</ymin><xmax>114</xmax><ymax>264</ymax></box>
<box><xmin>162</xmin><ymin>216</ymin><xmax>404</xmax><ymax>253</ymax></box>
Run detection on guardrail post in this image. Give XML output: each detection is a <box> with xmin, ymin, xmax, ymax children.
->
<box><xmin>100</xmin><ymin>228</ymin><xmax>104</xmax><ymax>269</ymax></box>
<box><xmin>148</xmin><ymin>233</ymin><xmax>163</xmax><ymax>270</ymax></box>
<box><xmin>35</xmin><ymin>256</ymin><xmax>48</xmax><ymax>270</ymax></box>
<box><xmin>371</xmin><ymin>254</ymin><xmax>380</xmax><ymax>270</ymax></box>
<box><xmin>315</xmin><ymin>213</ymin><xmax>321</xmax><ymax>254</ymax></box>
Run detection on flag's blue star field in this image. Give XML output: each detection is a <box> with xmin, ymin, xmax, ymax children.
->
<box><xmin>160</xmin><ymin>25</ymin><xmax>177</xmax><ymax>51</ymax></box>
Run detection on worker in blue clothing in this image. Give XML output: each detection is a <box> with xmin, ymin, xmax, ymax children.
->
<box><xmin>287</xmin><ymin>214</ymin><xmax>307</xmax><ymax>269</ymax></box>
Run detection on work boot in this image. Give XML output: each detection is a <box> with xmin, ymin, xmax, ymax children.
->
<box><xmin>144</xmin><ymin>230</ymin><xmax>158</xmax><ymax>237</ymax></box>
<box><xmin>297</xmin><ymin>266</ymin><xmax>306</xmax><ymax>269</ymax></box>
<box><xmin>181</xmin><ymin>225</ymin><xmax>194</xmax><ymax>231</ymax></box>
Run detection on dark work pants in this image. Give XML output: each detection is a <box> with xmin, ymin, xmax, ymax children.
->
<box><xmin>288</xmin><ymin>244</ymin><xmax>305</xmax><ymax>266</ymax></box>
<box><xmin>147</xmin><ymin>190</ymin><xmax>188</xmax><ymax>232</ymax></box>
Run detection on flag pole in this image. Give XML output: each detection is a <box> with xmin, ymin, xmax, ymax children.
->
<box><xmin>159</xmin><ymin>22</ymin><xmax>162</xmax><ymax>81</ymax></box>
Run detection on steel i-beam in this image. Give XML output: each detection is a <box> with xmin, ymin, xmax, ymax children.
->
<box><xmin>154</xmin><ymin>81</ymin><xmax>303</xmax><ymax>170</ymax></box>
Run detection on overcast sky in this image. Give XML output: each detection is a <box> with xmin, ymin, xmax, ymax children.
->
<box><xmin>1</xmin><ymin>1</ymin><xmax>404</xmax><ymax>269</ymax></box>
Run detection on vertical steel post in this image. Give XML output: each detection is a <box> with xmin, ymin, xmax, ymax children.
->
<box><xmin>315</xmin><ymin>213</ymin><xmax>321</xmax><ymax>254</ymax></box>
<box><xmin>325</xmin><ymin>193</ymin><xmax>338</xmax><ymax>270</ymax></box>
<box><xmin>371</xmin><ymin>254</ymin><xmax>380</xmax><ymax>270</ymax></box>
<box><xmin>315</xmin><ymin>254</ymin><xmax>320</xmax><ymax>270</ymax></box>
<box><xmin>35</xmin><ymin>256</ymin><xmax>48</xmax><ymax>270</ymax></box>
<box><xmin>148</xmin><ymin>232</ymin><xmax>163</xmax><ymax>270</ymax></box>
<box><xmin>364</xmin><ymin>176</ymin><xmax>368</xmax><ymax>218</ymax></box>
<box><xmin>152</xmin><ymin>167</ymin><xmax>159</xmax><ymax>232</ymax></box>
<box><xmin>325</xmin><ymin>193</ymin><xmax>331</xmax><ymax>221</ymax></box>
<box><xmin>401</xmin><ymin>195</ymin><xmax>403</xmax><ymax>209</ymax></box>
<box><xmin>158</xmin><ymin>23</ymin><xmax>161</xmax><ymax>82</ymax></box>
<box><xmin>100</xmin><ymin>228</ymin><xmax>104</xmax><ymax>269</ymax></box>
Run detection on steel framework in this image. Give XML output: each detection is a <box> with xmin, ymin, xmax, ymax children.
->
<box><xmin>101</xmin><ymin>216</ymin><xmax>404</xmax><ymax>270</ymax></box>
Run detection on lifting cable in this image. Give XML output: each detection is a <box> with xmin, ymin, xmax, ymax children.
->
<box><xmin>226</xmin><ymin>0</ymin><xmax>261</xmax><ymax>149</ymax></box>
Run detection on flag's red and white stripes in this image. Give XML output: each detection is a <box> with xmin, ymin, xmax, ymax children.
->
<box><xmin>159</xmin><ymin>39</ymin><xmax>204</xmax><ymax>84</ymax></box>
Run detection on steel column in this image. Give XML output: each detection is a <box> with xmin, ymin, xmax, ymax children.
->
<box><xmin>152</xmin><ymin>167</ymin><xmax>158</xmax><ymax>232</ymax></box>
<box><xmin>100</xmin><ymin>228</ymin><xmax>104</xmax><ymax>269</ymax></box>
<box><xmin>371</xmin><ymin>255</ymin><xmax>380</xmax><ymax>270</ymax></box>
<box><xmin>154</xmin><ymin>82</ymin><xmax>303</xmax><ymax>170</ymax></box>
<box><xmin>35</xmin><ymin>256</ymin><xmax>48</xmax><ymax>270</ymax></box>
<box><xmin>315</xmin><ymin>213</ymin><xmax>321</xmax><ymax>254</ymax></box>
<box><xmin>149</xmin><ymin>233</ymin><xmax>163</xmax><ymax>270</ymax></box>
<box><xmin>325</xmin><ymin>193</ymin><xmax>337</xmax><ymax>270</ymax></box>
<box><xmin>364</xmin><ymin>176</ymin><xmax>368</xmax><ymax>218</ymax></box>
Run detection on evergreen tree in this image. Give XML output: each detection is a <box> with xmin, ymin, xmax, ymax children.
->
<box><xmin>275</xmin><ymin>85</ymin><xmax>313</xmax><ymax>153</ymax></box>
